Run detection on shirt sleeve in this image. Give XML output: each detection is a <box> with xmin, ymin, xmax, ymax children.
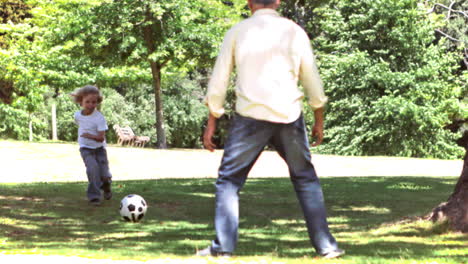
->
<box><xmin>204</xmin><ymin>27</ymin><xmax>236</xmax><ymax>118</ymax></box>
<box><xmin>297</xmin><ymin>29</ymin><xmax>328</xmax><ymax>110</ymax></box>
<box><xmin>97</xmin><ymin>113</ymin><xmax>108</xmax><ymax>132</ymax></box>
<box><xmin>74</xmin><ymin>112</ymin><xmax>79</xmax><ymax>125</ymax></box>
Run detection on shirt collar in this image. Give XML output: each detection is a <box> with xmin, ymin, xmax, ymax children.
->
<box><xmin>81</xmin><ymin>109</ymin><xmax>97</xmax><ymax>116</ymax></box>
<box><xmin>252</xmin><ymin>8</ymin><xmax>280</xmax><ymax>17</ymax></box>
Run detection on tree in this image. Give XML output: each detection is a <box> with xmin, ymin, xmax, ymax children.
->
<box><xmin>424</xmin><ymin>0</ymin><xmax>468</xmax><ymax>232</ymax></box>
<box><xmin>425</xmin><ymin>0</ymin><xmax>467</xmax><ymax>70</ymax></box>
<box><xmin>0</xmin><ymin>0</ymin><xmax>102</xmax><ymax>140</ymax></box>
<box><xmin>0</xmin><ymin>0</ymin><xmax>49</xmax><ymax>140</ymax></box>
<box><xmin>0</xmin><ymin>0</ymin><xmax>32</xmax><ymax>104</ymax></box>
<box><xmin>0</xmin><ymin>0</ymin><xmax>31</xmax><ymax>48</ymax></box>
<box><xmin>429</xmin><ymin>124</ymin><xmax>468</xmax><ymax>232</ymax></box>
<box><xmin>285</xmin><ymin>0</ymin><xmax>465</xmax><ymax>159</ymax></box>
<box><xmin>45</xmin><ymin>0</ymin><xmax>244</xmax><ymax>148</ymax></box>
<box><xmin>281</xmin><ymin>0</ymin><xmax>468</xmax><ymax>232</ymax></box>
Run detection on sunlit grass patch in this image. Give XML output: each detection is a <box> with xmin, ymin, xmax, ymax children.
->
<box><xmin>387</xmin><ymin>182</ymin><xmax>432</xmax><ymax>190</ymax></box>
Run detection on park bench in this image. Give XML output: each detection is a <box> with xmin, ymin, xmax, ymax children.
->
<box><xmin>133</xmin><ymin>136</ymin><xmax>150</xmax><ymax>147</ymax></box>
<box><xmin>113</xmin><ymin>124</ymin><xmax>150</xmax><ymax>148</ymax></box>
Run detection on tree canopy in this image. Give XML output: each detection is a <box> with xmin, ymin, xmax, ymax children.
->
<box><xmin>0</xmin><ymin>0</ymin><xmax>466</xmax><ymax>158</ymax></box>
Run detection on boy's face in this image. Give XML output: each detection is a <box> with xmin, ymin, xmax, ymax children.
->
<box><xmin>81</xmin><ymin>93</ymin><xmax>99</xmax><ymax>113</ymax></box>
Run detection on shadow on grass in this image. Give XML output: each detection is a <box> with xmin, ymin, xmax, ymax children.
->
<box><xmin>0</xmin><ymin>176</ymin><xmax>464</xmax><ymax>261</ymax></box>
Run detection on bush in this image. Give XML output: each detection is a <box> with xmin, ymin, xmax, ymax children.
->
<box><xmin>304</xmin><ymin>0</ymin><xmax>466</xmax><ymax>159</ymax></box>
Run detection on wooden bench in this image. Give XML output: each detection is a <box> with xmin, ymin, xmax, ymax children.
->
<box><xmin>113</xmin><ymin>124</ymin><xmax>150</xmax><ymax>147</ymax></box>
<box><xmin>133</xmin><ymin>136</ymin><xmax>150</xmax><ymax>147</ymax></box>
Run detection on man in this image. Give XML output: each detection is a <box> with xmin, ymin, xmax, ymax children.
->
<box><xmin>197</xmin><ymin>0</ymin><xmax>344</xmax><ymax>259</ymax></box>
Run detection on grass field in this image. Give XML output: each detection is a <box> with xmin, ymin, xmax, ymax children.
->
<box><xmin>0</xmin><ymin>141</ymin><xmax>466</xmax><ymax>263</ymax></box>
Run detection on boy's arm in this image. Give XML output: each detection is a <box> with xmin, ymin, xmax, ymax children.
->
<box><xmin>81</xmin><ymin>131</ymin><xmax>106</xmax><ymax>142</ymax></box>
<box><xmin>82</xmin><ymin>113</ymin><xmax>108</xmax><ymax>142</ymax></box>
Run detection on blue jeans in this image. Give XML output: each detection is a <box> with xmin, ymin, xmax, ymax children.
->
<box><xmin>211</xmin><ymin>113</ymin><xmax>339</xmax><ymax>255</ymax></box>
<box><xmin>79</xmin><ymin>147</ymin><xmax>112</xmax><ymax>201</ymax></box>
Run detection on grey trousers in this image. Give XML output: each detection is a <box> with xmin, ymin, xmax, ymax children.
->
<box><xmin>79</xmin><ymin>147</ymin><xmax>112</xmax><ymax>201</ymax></box>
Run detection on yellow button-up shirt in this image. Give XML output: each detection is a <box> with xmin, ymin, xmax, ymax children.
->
<box><xmin>205</xmin><ymin>8</ymin><xmax>327</xmax><ymax>123</ymax></box>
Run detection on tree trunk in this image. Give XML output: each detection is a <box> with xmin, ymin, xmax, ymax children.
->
<box><xmin>429</xmin><ymin>134</ymin><xmax>468</xmax><ymax>232</ymax></box>
<box><xmin>51</xmin><ymin>101</ymin><xmax>57</xmax><ymax>141</ymax></box>
<box><xmin>143</xmin><ymin>8</ymin><xmax>167</xmax><ymax>148</ymax></box>
<box><xmin>149</xmin><ymin>61</ymin><xmax>167</xmax><ymax>148</ymax></box>
<box><xmin>28</xmin><ymin>114</ymin><xmax>33</xmax><ymax>142</ymax></box>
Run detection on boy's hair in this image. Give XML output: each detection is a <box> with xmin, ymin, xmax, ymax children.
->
<box><xmin>71</xmin><ymin>85</ymin><xmax>103</xmax><ymax>104</ymax></box>
<box><xmin>252</xmin><ymin>0</ymin><xmax>276</xmax><ymax>5</ymax></box>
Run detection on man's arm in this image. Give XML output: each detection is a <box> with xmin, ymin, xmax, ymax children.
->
<box><xmin>203</xmin><ymin>113</ymin><xmax>218</xmax><ymax>152</ymax></box>
<box><xmin>297</xmin><ymin>29</ymin><xmax>328</xmax><ymax>111</ymax></box>
<box><xmin>295</xmin><ymin>28</ymin><xmax>326</xmax><ymax>147</ymax></box>
<box><xmin>203</xmin><ymin>27</ymin><xmax>236</xmax><ymax>151</ymax></box>
<box><xmin>204</xmin><ymin>28</ymin><xmax>236</xmax><ymax>119</ymax></box>
<box><xmin>311</xmin><ymin>107</ymin><xmax>324</xmax><ymax>147</ymax></box>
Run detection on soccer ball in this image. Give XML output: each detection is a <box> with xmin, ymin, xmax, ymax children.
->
<box><xmin>120</xmin><ymin>194</ymin><xmax>148</xmax><ymax>222</ymax></box>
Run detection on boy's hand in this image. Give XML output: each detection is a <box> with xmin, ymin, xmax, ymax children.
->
<box><xmin>203</xmin><ymin>113</ymin><xmax>217</xmax><ymax>152</ymax></box>
<box><xmin>80</xmin><ymin>133</ymin><xmax>94</xmax><ymax>139</ymax></box>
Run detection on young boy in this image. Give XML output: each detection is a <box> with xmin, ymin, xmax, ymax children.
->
<box><xmin>72</xmin><ymin>85</ymin><xmax>112</xmax><ymax>206</ymax></box>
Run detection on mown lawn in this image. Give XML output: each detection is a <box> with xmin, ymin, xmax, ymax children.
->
<box><xmin>0</xmin><ymin>176</ymin><xmax>466</xmax><ymax>263</ymax></box>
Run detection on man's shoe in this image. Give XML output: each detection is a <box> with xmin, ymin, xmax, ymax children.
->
<box><xmin>321</xmin><ymin>249</ymin><xmax>345</xmax><ymax>259</ymax></box>
<box><xmin>101</xmin><ymin>179</ymin><xmax>112</xmax><ymax>200</ymax></box>
<box><xmin>89</xmin><ymin>198</ymin><xmax>101</xmax><ymax>206</ymax></box>
<box><xmin>196</xmin><ymin>246</ymin><xmax>231</xmax><ymax>257</ymax></box>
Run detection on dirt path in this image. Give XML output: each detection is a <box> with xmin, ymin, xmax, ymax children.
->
<box><xmin>0</xmin><ymin>140</ymin><xmax>462</xmax><ymax>183</ymax></box>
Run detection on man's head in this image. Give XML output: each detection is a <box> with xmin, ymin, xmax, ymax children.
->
<box><xmin>248</xmin><ymin>0</ymin><xmax>280</xmax><ymax>13</ymax></box>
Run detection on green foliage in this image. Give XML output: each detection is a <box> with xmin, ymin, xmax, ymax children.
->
<box><xmin>0</xmin><ymin>0</ymin><xmax>32</xmax><ymax>48</ymax></box>
<box><xmin>37</xmin><ymin>0</ymin><xmax>245</xmax><ymax>147</ymax></box>
<box><xmin>101</xmin><ymin>85</ymin><xmax>155</xmax><ymax>145</ymax></box>
<box><xmin>52</xmin><ymin>87</ymin><xmax>152</xmax><ymax>144</ymax></box>
<box><xmin>0</xmin><ymin>19</ymin><xmax>48</xmax><ymax>140</ymax></box>
<box><xmin>52</xmin><ymin>77</ymin><xmax>208</xmax><ymax>148</ymax></box>
<box><xmin>425</xmin><ymin>0</ymin><xmax>467</xmax><ymax>69</ymax></box>
<box><xmin>303</xmin><ymin>0</ymin><xmax>465</xmax><ymax>158</ymax></box>
<box><xmin>51</xmin><ymin>94</ymin><xmax>78</xmax><ymax>142</ymax></box>
<box><xmin>76</xmin><ymin>0</ymin><xmax>243</xmax><ymax>67</ymax></box>
<box><xmin>0</xmin><ymin>0</ymin><xmax>466</xmax><ymax>157</ymax></box>
<box><xmin>0</xmin><ymin>98</ymin><xmax>48</xmax><ymax>141</ymax></box>
<box><xmin>162</xmin><ymin>73</ymin><xmax>208</xmax><ymax>148</ymax></box>
<box><xmin>0</xmin><ymin>0</ymin><xmax>96</xmax><ymax>141</ymax></box>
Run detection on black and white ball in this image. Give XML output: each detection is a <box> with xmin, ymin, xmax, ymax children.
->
<box><xmin>120</xmin><ymin>194</ymin><xmax>147</xmax><ymax>222</ymax></box>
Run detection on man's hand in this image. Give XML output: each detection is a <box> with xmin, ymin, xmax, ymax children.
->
<box><xmin>203</xmin><ymin>113</ymin><xmax>218</xmax><ymax>152</ymax></box>
<box><xmin>311</xmin><ymin>107</ymin><xmax>324</xmax><ymax>147</ymax></box>
<box><xmin>311</xmin><ymin>122</ymin><xmax>324</xmax><ymax>147</ymax></box>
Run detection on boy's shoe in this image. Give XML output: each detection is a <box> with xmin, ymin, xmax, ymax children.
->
<box><xmin>321</xmin><ymin>249</ymin><xmax>345</xmax><ymax>259</ymax></box>
<box><xmin>196</xmin><ymin>246</ymin><xmax>231</xmax><ymax>257</ymax></box>
<box><xmin>89</xmin><ymin>198</ymin><xmax>101</xmax><ymax>206</ymax></box>
<box><xmin>101</xmin><ymin>179</ymin><xmax>112</xmax><ymax>200</ymax></box>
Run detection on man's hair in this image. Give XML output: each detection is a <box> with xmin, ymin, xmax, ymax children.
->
<box><xmin>251</xmin><ymin>0</ymin><xmax>276</xmax><ymax>6</ymax></box>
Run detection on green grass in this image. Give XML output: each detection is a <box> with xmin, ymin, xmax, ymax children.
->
<box><xmin>0</xmin><ymin>177</ymin><xmax>466</xmax><ymax>263</ymax></box>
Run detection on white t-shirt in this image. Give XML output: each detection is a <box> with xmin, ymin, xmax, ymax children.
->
<box><xmin>74</xmin><ymin>109</ymin><xmax>108</xmax><ymax>149</ymax></box>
